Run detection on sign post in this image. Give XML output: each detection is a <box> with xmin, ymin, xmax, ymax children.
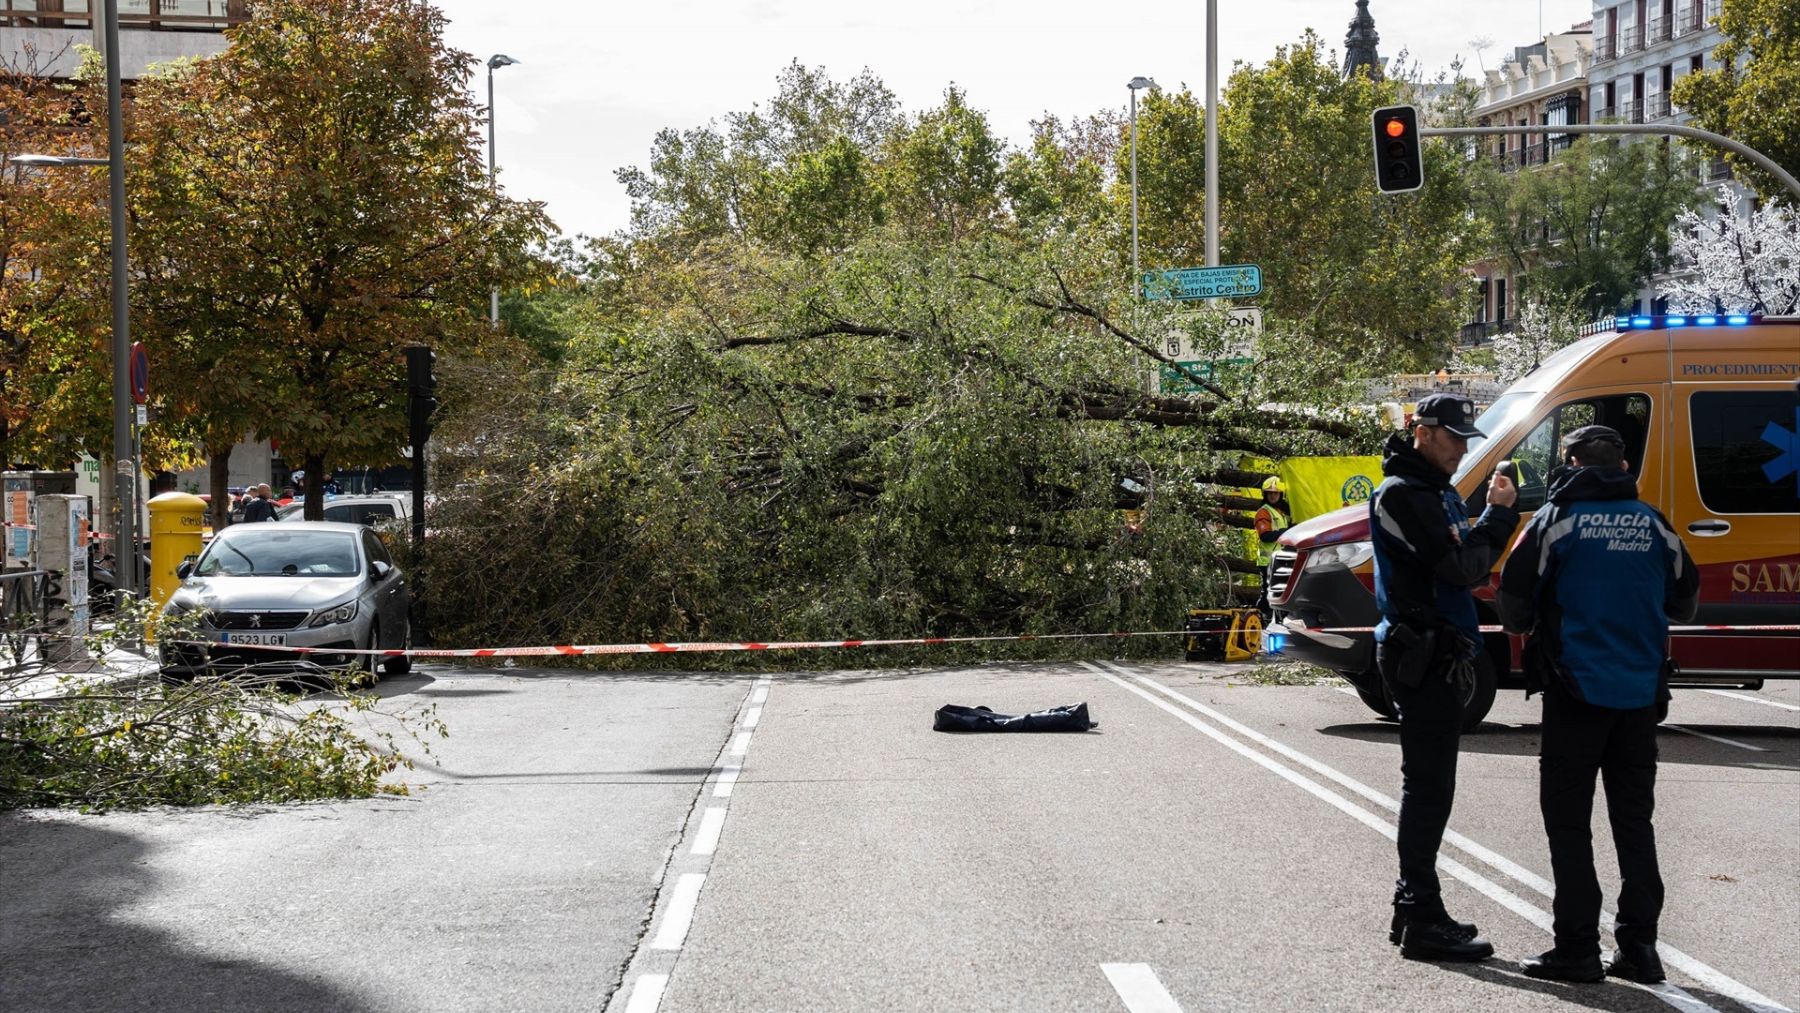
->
<box><xmin>1143</xmin><ymin>264</ymin><xmax>1262</xmax><ymax>301</ymax></box>
<box><xmin>1158</xmin><ymin>307</ymin><xmax>1263</xmax><ymax>395</ymax></box>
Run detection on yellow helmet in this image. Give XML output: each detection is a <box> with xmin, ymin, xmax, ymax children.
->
<box><xmin>1262</xmin><ymin>477</ymin><xmax>1287</xmax><ymax>494</ymax></box>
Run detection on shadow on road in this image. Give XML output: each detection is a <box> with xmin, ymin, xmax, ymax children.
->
<box><xmin>1437</xmin><ymin>959</ymin><xmax>1744</xmax><ymax>1012</ymax></box>
<box><xmin>0</xmin><ymin>814</ymin><xmax>372</xmax><ymax>1013</ymax></box>
<box><xmin>1319</xmin><ymin>721</ymin><xmax>1800</xmax><ymax>772</ymax></box>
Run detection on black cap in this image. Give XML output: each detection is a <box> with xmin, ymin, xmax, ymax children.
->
<box><xmin>1560</xmin><ymin>425</ymin><xmax>1626</xmax><ymax>455</ymax></box>
<box><xmin>1415</xmin><ymin>393</ymin><xmax>1481</xmax><ymax>439</ymax></box>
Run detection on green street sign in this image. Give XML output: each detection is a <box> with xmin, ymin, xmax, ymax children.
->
<box><xmin>1159</xmin><ymin>357</ymin><xmax>1254</xmax><ymax>394</ymax></box>
<box><xmin>1143</xmin><ymin>264</ymin><xmax>1263</xmax><ymax>300</ymax></box>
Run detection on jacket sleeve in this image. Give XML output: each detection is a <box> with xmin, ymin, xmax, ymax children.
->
<box><xmin>1656</xmin><ymin>511</ymin><xmax>1701</xmax><ymax>623</ymax></box>
<box><xmin>1497</xmin><ymin>509</ymin><xmax>1551</xmax><ymax>633</ymax></box>
<box><xmin>1373</xmin><ymin>482</ymin><xmax>1521</xmax><ymax>590</ymax></box>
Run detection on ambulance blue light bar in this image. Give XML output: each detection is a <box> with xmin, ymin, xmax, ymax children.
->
<box><xmin>1726</xmin><ymin>314</ymin><xmax>1751</xmax><ymax>325</ymax></box>
<box><xmin>1612</xmin><ymin>314</ymin><xmax>1759</xmax><ymax>330</ymax></box>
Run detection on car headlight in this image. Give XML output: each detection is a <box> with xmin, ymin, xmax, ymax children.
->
<box><xmin>1306</xmin><ymin>540</ymin><xmax>1374</xmax><ymax>572</ymax></box>
<box><xmin>308</xmin><ymin>601</ymin><xmax>360</xmax><ymax>627</ymax></box>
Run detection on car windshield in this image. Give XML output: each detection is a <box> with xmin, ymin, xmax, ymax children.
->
<box><xmin>195</xmin><ymin>529</ymin><xmax>361</xmax><ymax>577</ymax></box>
<box><xmin>1450</xmin><ymin>390</ymin><xmax>1542</xmax><ymax>485</ymax></box>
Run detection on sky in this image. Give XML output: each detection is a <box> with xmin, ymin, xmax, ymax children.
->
<box><xmin>429</xmin><ymin>0</ymin><xmax>1598</xmax><ymax>240</ymax></box>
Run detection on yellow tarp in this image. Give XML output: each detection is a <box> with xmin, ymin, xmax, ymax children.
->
<box><xmin>1237</xmin><ymin>455</ymin><xmax>1383</xmax><ymax>565</ymax></box>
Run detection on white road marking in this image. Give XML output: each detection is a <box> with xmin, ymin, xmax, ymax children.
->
<box><xmin>1665</xmin><ymin>724</ymin><xmax>1767</xmax><ymax>752</ymax></box>
<box><xmin>1335</xmin><ymin>685</ymin><xmax>1359</xmax><ymax>697</ymax></box>
<box><xmin>1087</xmin><ymin>662</ymin><xmax>1787</xmax><ymax>1013</ymax></box>
<box><xmin>623</xmin><ymin>974</ymin><xmax>668</xmax><ymax>1013</ymax></box>
<box><xmin>751</xmin><ymin>685</ymin><xmax>769</xmax><ymax>704</ymax></box>
<box><xmin>729</xmin><ymin>731</ymin><xmax>752</xmax><ymax>756</ymax></box>
<box><xmin>713</xmin><ymin>763</ymin><xmax>740</xmax><ymax>798</ymax></box>
<box><xmin>692</xmin><ymin>807</ymin><xmax>727</xmax><ymax>857</ymax></box>
<box><xmin>1700</xmin><ymin>689</ymin><xmax>1800</xmax><ymax>713</ymax></box>
<box><xmin>651</xmin><ymin>873</ymin><xmax>706</xmax><ymax>951</ymax></box>
<box><xmin>1100</xmin><ymin>963</ymin><xmax>1184</xmax><ymax>1013</ymax></box>
<box><xmin>743</xmin><ymin>706</ymin><xmax>762</xmax><ymax>728</ymax></box>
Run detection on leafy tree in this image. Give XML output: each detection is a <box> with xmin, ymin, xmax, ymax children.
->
<box><xmin>127</xmin><ymin>0</ymin><xmax>553</xmax><ymax>517</ymax></box>
<box><xmin>1002</xmin><ymin>113</ymin><xmax>1117</xmax><ymax>238</ymax></box>
<box><xmin>1471</xmin><ymin>138</ymin><xmax>1701</xmax><ymax>316</ymax></box>
<box><xmin>878</xmin><ymin>87</ymin><xmax>1006</xmax><ymax>242</ymax></box>
<box><xmin>1662</xmin><ymin>189</ymin><xmax>1800</xmax><ymax>314</ymax></box>
<box><xmin>1669</xmin><ymin>0</ymin><xmax>1800</xmax><ymax>202</ymax></box>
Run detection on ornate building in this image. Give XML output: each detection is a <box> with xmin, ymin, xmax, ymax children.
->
<box><xmin>1345</xmin><ymin>0</ymin><xmax>1381</xmax><ymax>80</ymax></box>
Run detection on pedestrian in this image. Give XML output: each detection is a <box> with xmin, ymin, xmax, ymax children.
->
<box><xmin>1253</xmin><ymin>476</ymin><xmax>1291</xmax><ymax>571</ymax></box>
<box><xmin>1370</xmin><ymin>392</ymin><xmax>1519</xmax><ymax>961</ymax></box>
<box><xmin>1499</xmin><ymin>425</ymin><xmax>1697</xmax><ymax>984</ymax></box>
<box><xmin>240</xmin><ymin>483</ymin><xmax>280</xmax><ymax>523</ymax></box>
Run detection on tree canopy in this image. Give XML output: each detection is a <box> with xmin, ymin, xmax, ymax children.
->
<box><xmin>1669</xmin><ymin>0</ymin><xmax>1800</xmax><ymax>202</ymax></box>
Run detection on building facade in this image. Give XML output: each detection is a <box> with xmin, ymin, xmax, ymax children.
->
<box><xmin>1465</xmin><ymin>26</ymin><xmax>1595</xmax><ymax>341</ymax></box>
<box><xmin>1</xmin><ymin>1</ymin><xmax>241</xmax><ymax>79</ymax></box>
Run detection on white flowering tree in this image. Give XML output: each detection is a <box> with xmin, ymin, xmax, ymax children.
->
<box><xmin>1453</xmin><ymin>297</ymin><xmax>1586</xmax><ymax>384</ymax></box>
<box><xmin>1662</xmin><ymin>189</ymin><xmax>1800</xmax><ymax>315</ymax></box>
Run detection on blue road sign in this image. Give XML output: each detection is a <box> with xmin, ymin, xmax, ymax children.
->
<box><xmin>1143</xmin><ymin>264</ymin><xmax>1262</xmax><ymax>300</ymax></box>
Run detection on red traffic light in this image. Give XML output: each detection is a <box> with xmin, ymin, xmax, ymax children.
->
<box><xmin>1384</xmin><ymin>118</ymin><xmax>1406</xmax><ymax>138</ymax></box>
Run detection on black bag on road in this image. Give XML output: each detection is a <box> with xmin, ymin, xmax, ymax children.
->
<box><xmin>933</xmin><ymin>702</ymin><xmax>1095</xmax><ymax>733</ymax></box>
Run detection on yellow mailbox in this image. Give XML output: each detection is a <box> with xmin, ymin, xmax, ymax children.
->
<box><xmin>148</xmin><ymin>492</ymin><xmax>207</xmax><ymax>608</ymax></box>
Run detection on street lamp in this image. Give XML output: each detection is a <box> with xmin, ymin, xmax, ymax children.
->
<box><xmin>9</xmin><ymin>0</ymin><xmax>136</xmax><ymax>599</ymax></box>
<box><xmin>486</xmin><ymin>53</ymin><xmax>519</xmax><ymax>327</ymax></box>
<box><xmin>1127</xmin><ymin>76</ymin><xmax>1158</xmax><ymax>294</ymax></box>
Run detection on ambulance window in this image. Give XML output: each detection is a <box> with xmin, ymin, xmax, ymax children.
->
<box><xmin>1690</xmin><ymin>390</ymin><xmax>1800</xmax><ymax>514</ymax></box>
<box><xmin>1470</xmin><ymin>393</ymin><xmax>1651</xmax><ymax>513</ymax></box>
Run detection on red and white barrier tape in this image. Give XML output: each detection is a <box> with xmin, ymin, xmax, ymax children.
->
<box><xmin>161</xmin><ymin>622</ymin><xmax>1799</xmax><ymax>661</ymax></box>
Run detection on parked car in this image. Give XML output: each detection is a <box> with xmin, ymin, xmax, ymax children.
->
<box><xmin>159</xmin><ymin>521</ymin><xmax>411</xmax><ymax>677</ymax></box>
<box><xmin>278</xmin><ymin>494</ymin><xmax>411</xmax><ymax>528</ymax></box>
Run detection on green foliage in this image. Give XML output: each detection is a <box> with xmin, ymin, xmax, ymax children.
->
<box><xmin>1471</xmin><ymin>139</ymin><xmax>1702</xmax><ymax>315</ymax></box>
<box><xmin>0</xmin><ymin>602</ymin><xmax>443</xmax><ymax>811</ymax></box>
<box><xmin>1668</xmin><ymin>0</ymin><xmax>1800</xmax><ymax>202</ymax></box>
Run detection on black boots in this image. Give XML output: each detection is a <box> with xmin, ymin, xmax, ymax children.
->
<box><xmin>1391</xmin><ymin>914</ymin><xmax>1495</xmax><ymax>962</ymax></box>
<box><xmin>1606</xmin><ymin>941</ymin><xmax>1667</xmax><ymax>984</ymax></box>
<box><xmin>1520</xmin><ymin>948</ymin><xmax>1605</xmax><ymax>983</ymax></box>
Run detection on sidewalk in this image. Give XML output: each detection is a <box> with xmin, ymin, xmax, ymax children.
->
<box><xmin>0</xmin><ymin>643</ymin><xmax>157</xmax><ymax>704</ymax></box>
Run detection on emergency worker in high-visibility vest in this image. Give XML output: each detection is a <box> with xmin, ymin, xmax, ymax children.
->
<box><xmin>1253</xmin><ymin>476</ymin><xmax>1291</xmax><ymax>569</ymax></box>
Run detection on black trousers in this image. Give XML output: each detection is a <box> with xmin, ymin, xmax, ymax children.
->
<box><xmin>1382</xmin><ymin>654</ymin><xmax>1464</xmax><ymax>922</ymax></box>
<box><xmin>1540</xmin><ymin>685</ymin><xmax>1663</xmax><ymax>953</ymax></box>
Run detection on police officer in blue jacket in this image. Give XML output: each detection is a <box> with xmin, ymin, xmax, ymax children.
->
<box><xmin>1499</xmin><ymin>425</ymin><xmax>1698</xmax><ymax>984</ymax></box>
<box><xmin>1371</xmin><ymin>393</ymin><xmax>1520</xmax><ymax>961</ymax></box>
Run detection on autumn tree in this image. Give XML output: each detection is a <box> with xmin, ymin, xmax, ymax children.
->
<box><xmin>129</xmin><ymin>0</ymin><xmax>552</xmax><ymax>517</ymax></box>
<box><xmin>1669</xmin><ymin>0</ymin><xmax>1800</xmax><ymax>203</ymax></box>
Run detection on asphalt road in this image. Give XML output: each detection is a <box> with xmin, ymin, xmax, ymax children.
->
<box><xmin>2</xmin><ymin>660</ymin><xmax>1794</xmax><ymax>1013</ymax></box>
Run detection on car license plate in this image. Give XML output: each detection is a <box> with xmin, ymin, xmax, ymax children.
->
<box><xmin>220</xmin><ymin>632</ymin><xmax>286</xmax><ymax>646</ymax></box>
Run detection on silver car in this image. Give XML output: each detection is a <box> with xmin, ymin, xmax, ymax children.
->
<box><xmin>161</xmin><ymin>521</ymin><xmax>411</xmax><ymax>676</ymax></box>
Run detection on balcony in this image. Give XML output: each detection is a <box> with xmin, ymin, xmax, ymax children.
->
<box><xmin>0</xmin><ymin>2</ymin><xmax>246</xmax><ymax>29</ymax></box>
<box><xmin>1647</xmin><ymin>93</ymin><xmax>1672</xmax><ymax>119</ymax></box>
<box><xmin>1496</xmin><ymin>142</ymin><xmax>1550</xmax><ymax>172</ymax></box>
<box><xmin>1648</xmin><ymin>15</ymin><xmax>1671</xmax><ymax>44</ymax></box>
<box><xmin>1705</xmin><ymin>0</ymin><xmax>1722</xmax><ymax>19</ymax></box>
<box><xmin>1461</xmin><ymin>320</ymin><xmax>1514</xmax><ymax>344</ymax></box>
<box><xmin>1620</xmin><ymin>24</ymin><xmax>1642</xmax><ymax>53</ymax></box>
<box><xmin>1625</xmin><ymin>98</ymin><xmax>1645</xmax><ymax>123</ymax></box>
<box><xmin>1706</xmin><ymin>158</ymin><xmax>1732</xmax><ymax>182</ymax></box>
<box><xmin>1676</xmin><ymin>4</ymin><xmax>1703</xmax><ymax>34</ymax></box>
<box><xmin>1596</xmin><ymin>104</ymin><xmax>1618</xmax><ymax>121</ymax></box>
<box><xmin>1593</xmin><ymin>36</ymin><xmax>1616</xmax><ymax>62</ymax></box>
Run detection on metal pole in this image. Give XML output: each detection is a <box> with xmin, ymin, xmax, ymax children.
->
<box><xmin>1204</xmin><ymin>0</ymin><xmax>1219</xmax><ymax>267</ymax></box>
<box><xmin>1420</xmin><ymin>123</ymin><xmax>1800</xmax><ymax>202</ymax></box>
<box><xmin>1130</xmin><ymin>87</ymin><xmax>1140</xmax><ymax>287</ymax></box>
<box><xmin>103</xmin><ymin>0</ymin><xmax>134</xmax><ymax>598</ymax></box>
<box><xmin>487</xmin><ymin>64</ymin><xmax>499</xmax><ymax>327</ymax></box>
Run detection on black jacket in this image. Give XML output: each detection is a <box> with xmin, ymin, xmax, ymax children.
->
<box><xmin>240</xmin><ymin>497</ymin><xmax>279</xmax><ymax>523</ymax></box>
<box><xmin>1370</xmin><ymin>434</ymin><xmax>1520</xmax><ymax>650</ymax></box>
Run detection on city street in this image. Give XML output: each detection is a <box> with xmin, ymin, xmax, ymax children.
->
<box><xmin>3</xmin><ymin>659</ymin><xmax>1794</xmax><ymax>1012</ymax></box>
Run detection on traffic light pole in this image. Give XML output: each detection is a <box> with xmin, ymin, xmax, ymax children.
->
<box><xmin>1420</xmin><ymin>123</ymin><xmax>1800</xmax><ymax>203</ymax></box>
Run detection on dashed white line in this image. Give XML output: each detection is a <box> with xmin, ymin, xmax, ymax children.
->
<box><xmin>751</xmin><ymin>686</ymin><xmax>769</xmax><ymax>704</ymax></box>
<box><xmin>1088</xmin><ymin>662</ymin><xmax>1787</xmax><ymax>1013</ymax></box>
<box><xmin>651</xmin><ymin>873</ymin><xmax>706</xmax><ymax>951</ymax></box>
<box><xmin>1100</xmin><ymin>963</ymin><xmax>1184</xmax><ymax>1013</ymax></box>
<box><xmin>713</xmin><ymin>763</ymin><xmax>741</xmax><ymax>798</ymax></box>
<box><xmin>1666</xmin><ymin>724</ymin><xmax>1767</xmax><ymax>752</ymax></box>
<box><xmin>692</xmin><ymin>807</ymin><xmax>727</xmax><ymax>857</ymax></box>
<box><xmin>1701</xmin><ymin>689</ymin><xmax>1800</xmax><ymax>713</ymax></box>
<box><xmin>623</xmin><ymin>974</ymin><xmax>668</xmax><ymax>1013</ymax></box>
<box><xmin>729</xmin><ymin>731</ymin><xmax>751</xmax><ymax>756</ymax></box>
<box><xmin>742</xmin><ymin>706</ymin><xmax>763</xmax><ymax>728</ymax></box>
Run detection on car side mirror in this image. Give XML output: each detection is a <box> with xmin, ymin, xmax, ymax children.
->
<box><xmin>370</xmin><ymin>560</ymin><xmax>393</xmax><ymax>580</ymax></box>
<box><xmin>176</xmin><ymin>559</ymin><xmax>196</xmax><ymax>580</ymax></box>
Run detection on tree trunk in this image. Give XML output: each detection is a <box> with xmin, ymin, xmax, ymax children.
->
<box><xmin>207</xmin><ymin>444</ymin><xmax>233</xmax><ymax>532</ymax></box>
<box><xmin>302</xmin><ymin>451</ymin><xmax>325</xmax><ymax>520</ymax></box>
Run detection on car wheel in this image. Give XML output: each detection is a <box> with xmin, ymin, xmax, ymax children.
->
<box><xmin>1350</xmin><ymin>671</ymin><xmax>1398</xmax><ymax>720</ymax></box>
<box><xmin>355</xmin><ymin>621</ymin><xmax>381</xmax><ymax>685</ymax></box>
<box><xmin>1460</xmin><ymin>650</ymin><xmax>1499</xmax><ymax>732</ymax></box>
<box><xmin>382</xmin><ymin>620</ymin><xmax>412</xmax><ymax>676</ymax></box>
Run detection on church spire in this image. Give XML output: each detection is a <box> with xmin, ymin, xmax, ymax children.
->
<box><xmin>1345</xmin><ymin>0</ymin><xmax>1382</xmax><ymax>80</ymax></box>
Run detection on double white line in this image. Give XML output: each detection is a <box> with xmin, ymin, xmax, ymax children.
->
<box><xmin>1082</xmin><ymin>660</ymin><xmax>1790</xmax><ymax>1013</ymax></box>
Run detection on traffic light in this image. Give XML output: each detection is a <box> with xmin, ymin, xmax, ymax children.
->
<box><xmin>1372</xmin><ymin>104</ymin><xmax>1424</xmax><ymax>194</ymax></box>
<box><xmin>405</xmin><ymin>346</ymin><xmax>437</xmax><ymax>448</ymax></box>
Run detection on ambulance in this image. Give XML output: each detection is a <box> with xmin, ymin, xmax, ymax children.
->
<box><xmin>1267</xmin><ymin>314</ymin><xmax>1800</xmax><ymax>728</ymax></box>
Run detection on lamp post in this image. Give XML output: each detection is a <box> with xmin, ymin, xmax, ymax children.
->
<box><xmin>486</xmin><ymin>53</ymin><xmax>518</xmax><ymax>327</ymax></box>
<box><xmin>1127</xmin><ymin>76</ymin><xmax>1157</xmax><ymax>293</ymax></box>
<box><xmin>1204</xmin><ymin>0</ymin><xmax>1219</xmax><ymax>267</ymax></box>
<box><xmin>10</xmin><ymin>4</ymin><xmax>134</xmax><ymax>598</ymax></box>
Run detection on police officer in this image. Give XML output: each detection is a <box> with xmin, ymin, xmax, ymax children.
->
<box><xmin>1253</xmin><ymin>476</ymin><xmax>1291</xmax><ymax>571</ymax></box>
<box><xmin>1498</xmin><ymin>425</ymin><xmax>1698</xmax><ymax>984</ymax></box>
<box><xmin>1371</xmin><ymin>392</ymin><xmax>1519</xmax><ymax>961</ymax></box>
